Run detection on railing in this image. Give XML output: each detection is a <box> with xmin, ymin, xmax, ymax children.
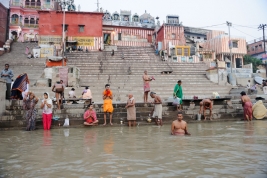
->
<box><xmin>23</xmin><ymin>24</ymin><xmax>39</xmax><ymax>28</ymax></box>
<box><xmin>24</xmin><ymin>5</ymin><xmax>41</xmax><ymax>9</ymax></box>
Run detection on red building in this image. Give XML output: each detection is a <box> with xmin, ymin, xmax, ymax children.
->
<box><xmin>0</xmin><ymin>3</ymin><xmax>8</xmax><ymax>47</ymax></box>
<box><xmin>38</xmin><ymin>10</ymin><xmax>103</xmax><ymax>50</ymax></box>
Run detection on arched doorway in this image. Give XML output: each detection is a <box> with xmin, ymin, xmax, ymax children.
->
<box><xmin>11</xmin><ymin>31</ymin><xmax>18</xmax><ymax>41</ymax></box>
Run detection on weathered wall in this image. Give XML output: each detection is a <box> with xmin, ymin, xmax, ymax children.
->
<box><xmin>0</xmin><ymin>79</ymin><xmax>6</xmax><ymax>116</ymax></box>
<box><xmin>0</xmin><ymin>3</ymin><xmax>8</xmax><ymax>47</ymax></box>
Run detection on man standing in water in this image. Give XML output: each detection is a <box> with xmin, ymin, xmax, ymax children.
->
<box><xmin>143</xmin><ymin>70</ymin><xmax>153</xmax><ymax>105</ymax></box>
<box><xmin>173</xmin><ymin>80</ymin><xmax>183</xmax><ymax>110</ymax></box>
<box><xmin>103</xmin><ymin>84</ymin><xmax>113</xmax><ymax>125</ymax></box>
<box><xmin>150</xmin><ymin>92</ymin><xmax>163</xmax><ymax>126</ymax></box>
<box><xmin>171</xmin><ymin>111</ymin><xmax>190</xmax><ymax>135</ymax></box>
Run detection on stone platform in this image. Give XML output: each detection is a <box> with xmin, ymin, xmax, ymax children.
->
<box><xmin>1</xmin><ymin>98</ymin><xmax>266</xmax><ymax>130</ymax></box>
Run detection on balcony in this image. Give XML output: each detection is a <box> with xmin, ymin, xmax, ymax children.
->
<box><xmin>24</xmin><ymin>5</ymin><xmax>41</xmax><ymax>9</ymax></box>
<box><xmin>10</xmin><ymin>22</ymin><xmax>22</xmax><ymax>26</ymax></box>
<box><xmin>23</xmin><ymin>24</ymin><xmax>39</xmax><ymax>28</ymax></box>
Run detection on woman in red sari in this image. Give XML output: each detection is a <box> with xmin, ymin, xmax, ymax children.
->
<box><xmin>240</xmin><ymin>91</ymin><xmax>253</xmax><ymax>121</ymax></box>
<box><xmin>83</xmin><ymin>104</ymin><xmax>99</xmax><ymax>126</ymax></box>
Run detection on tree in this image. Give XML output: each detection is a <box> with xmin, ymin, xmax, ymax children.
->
<box><xmin>243</xmin><ymin>55</ymin><xmax>262</xmax><ymax>73</ymax></box>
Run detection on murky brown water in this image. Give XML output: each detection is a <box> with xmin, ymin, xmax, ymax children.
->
<box><xmin>0</xmin><ymin>121</ymin><xmax>267</xmax><ymax>178</ymax></box>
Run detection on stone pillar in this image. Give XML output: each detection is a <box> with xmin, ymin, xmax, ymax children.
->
<box><xmin>222</xmin><ymin>53</ymin><xmax>224</xmax><ymax>61</ymax></box>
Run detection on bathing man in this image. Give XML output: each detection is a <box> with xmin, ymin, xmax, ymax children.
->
<box><xmin>199</xmin><ymin>98</ymin><xmax>213</xmax><ymax>120</ymax></box>
<box><xmin>150</xmin><ymin>92</ymin><xmax>163</xmax><ymax>126</ymax></box>
<box><xmin>171</xmin><ymin>111</ymin><xmax>190</xmax><ymax>135</ymax></box>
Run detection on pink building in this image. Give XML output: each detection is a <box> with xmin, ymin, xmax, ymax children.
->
<box><xmin>201</xmin><ymin>30</ymin><xmax>247</xmax><ymax>68</ymax></box>
<box><xmin>9</xmin><ymin>0</ymin><xmax>55</xmax><ymax>42</ymax></box>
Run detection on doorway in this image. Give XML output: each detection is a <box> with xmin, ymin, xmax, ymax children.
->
<box><xmin>103</xmin><ymin>33</ymin><xmax>111</xmax><ymax>45</ymax></box>
<box><xmin>236</xmin><ymin>58</ymin><xmax>242</xmax><ymax>68</ymax></box>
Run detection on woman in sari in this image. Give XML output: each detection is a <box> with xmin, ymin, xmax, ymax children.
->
<box><xmin>23</xmin><ymin>91</ymin><xmax>39</xmax><ymax>131</ymax></box>
<box><xmin>240</xmin><ymin>91</ymin><xmax>253</xmax><ymax>121</ymax></box>
<box><xmin>84</xmin><ymin>104</ymin><xmax>98</xmax><ymax>126</ymax></box>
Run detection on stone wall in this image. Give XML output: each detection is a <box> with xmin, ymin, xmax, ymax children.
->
<box><xmin>0</xmin><ymin>79</ymin><xmax>6</xmax><ymax>116</ymax></box>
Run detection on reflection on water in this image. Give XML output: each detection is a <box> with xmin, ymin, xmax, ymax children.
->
<box><xmin>0</xmin><ymin>121</ymin><xmax>267</xmax><ymax>177</ymax></box>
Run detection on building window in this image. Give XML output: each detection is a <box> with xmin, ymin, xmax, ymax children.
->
<box><xmin>24</xmin><ymin>18</ymin><xmax>29</xmax><ymax>27</ymax></box>
<box><xmin>232</xmin><ymin>41</ymin><xmax>238</xmax><ymax>48</ymax></box>
<box><xmin>13</xmin><ymin>0</ymin><xmax>20</xmax><ymax>6</ymax></box>
<box><xmin>197</xmin><ymin>37</ymin><xmax>200</xmax><ymax>39</ymax></box>
<box><xmin>255</xmin><ymin>46</ymin><xmax>258</xmax><ymax>51</ymax></box>
<box><xmin>45</xmin><ymin>0</ymin><xmax>50</xmax><ymax>5</ymax></box>
<box><xmin>118</xmin><ymin>33</ymin><xmax>122</xmax><ymax>41</ymax></box>
<box><xmin>252</xmin><ymin>47</ymin><xmax>254</xmax><ymax>51</ymax></box>
<box><xmin>62</xmin><ymin>24</ymin><xmax>68</xmax><ymax>31</ymax></box>
<box><xmin>204</xmin><ymin>37</ymin><xmax>207</xmax><ymax>40</ymax></box>
<box><xmin>11</xmin><ymin>14</ymin><xmax>19</xmax><ymax>24</ymax></box>
<box><xmin>259</xmin><ymin>44</ymin><xmax>262</xmax><ymax>49</ymax></box>
<box><xmin>177</xmin><ymin>48</ymin><xmax>182</xmax><ymax>55</ymax></box>
<box><xmin>184</xmin><ymin>48</ymin><xmax>189</xmax><ymax>56</ymax></box>
<box><xmin>78</xmin><ymin>25</ymin><xmax>84</xmax><ymax>32</ymax></box>
<box><xmin>172</xmin><ymin>33</ymin><xmax>176</xmax><ymax>39</ymax></box>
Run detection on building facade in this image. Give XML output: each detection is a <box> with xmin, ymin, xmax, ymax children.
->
<box><xmin>201</xmin><ymin>30</ymin><xmax>247</xmax><ymax>68</ymax></box>
<box><xmin>9</xmin><ymin>0</ymin><xmax>55</xmax><ymax>42</ymax></box>
<box><xmin>247</xmin><ymin>37</ymin><xmax>267</xmax><ymax>62</ymax></box>
<box><xmin>38</xmin><ymin>10</ymin><xmax>103</xmax><ymax>50</ymax></box>
<box><xmin>0</xmin><ymin>3</ymin><xmax>9</xmax><ymax>47</ymax></box>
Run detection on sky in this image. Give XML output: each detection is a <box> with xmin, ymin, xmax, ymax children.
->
<box><xmin>1</xmin><ymin>0</ymin><xmax>266</xmax><ymax>42</ymax></box>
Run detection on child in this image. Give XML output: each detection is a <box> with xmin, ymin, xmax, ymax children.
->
<box><xmin>40</xmin><ymin>92</ymin><xmax>53</xmax><ymax>130</ymax></box>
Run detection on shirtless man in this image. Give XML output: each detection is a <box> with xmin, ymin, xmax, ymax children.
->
<box><xmin>150</xmin><ymin>92</ymin><xmax>163</xmax><ymax>126</ymax></box>
<box><xmin>171</xmin><ymin>112</ymin><xmax>190</xmax><ymax>135</ymax></box>
<box><xmin>143</xmin><ymin>70</ymin><xmax>153</xmax><ymax>104</ymax></box>
<box><xmin>199</xmin><ymin>98</ymin><xmax>213</xmax><ymax>120</ymax></box>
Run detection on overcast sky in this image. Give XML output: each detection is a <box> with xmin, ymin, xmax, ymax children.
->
<box><xmin>1</xmin><ymin>0</ymin><xmax>266</xmax><ymax>42</ymax></box>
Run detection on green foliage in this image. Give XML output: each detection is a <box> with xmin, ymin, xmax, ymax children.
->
<box><xmin>243</xmin><ymin>55</ymin><xmax>262</xmax><ymax>73</ymax></box>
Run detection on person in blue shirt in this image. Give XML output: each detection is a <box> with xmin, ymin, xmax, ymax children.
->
<box><xmin>1</xmin><ymin>64</ymin><xmax>14</xmax><ymax>99</ymax></box>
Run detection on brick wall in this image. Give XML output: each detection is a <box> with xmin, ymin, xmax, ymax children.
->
<box><xmin>0</xmin><ymin>3</ymin><xmax>8</xmax><ymax>47</ymax></box>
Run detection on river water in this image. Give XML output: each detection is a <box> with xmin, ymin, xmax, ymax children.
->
<box><xmin>0</xmin><ymin>121</ymin><xmax>267</xmax><ymax>178</ymax></box>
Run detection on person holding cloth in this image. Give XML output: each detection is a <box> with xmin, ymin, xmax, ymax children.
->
<box><xmin>1</xmin><ymin>64</ymin><xmax>14</xmax><ymax>99</ymax></box>
<box><xmin>173</xmin><ymin>80</ymin><xmax>183</xmax><ymax>111</ymax></box>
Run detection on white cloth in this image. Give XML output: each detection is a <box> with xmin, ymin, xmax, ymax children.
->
<box><xmin>153</xmin><ymin>104</ymin><xmax>162</xmax><ymax>119</ymax></box>
<box><xmin>69</xmin><ymin>90</ymin><xmax>76</xmax><ymax>98</ymax></box>
<box><xmin>42</xmin><ymin>92</ymin><xmax>53</xmax><ymax>114</ymax></box>
<box><xmin>263</xmin><ymin>86</ymin><xmax>267</xmax><ymax>95</ymax></box>
<box><xmin>247</xmin><ymin>82</ymin><xmax>251</xmax><ymax>89</ymax></box>
<box><xmin>22</xmin><ymin>84</ymin><xmax>29</xmax><ymax>99</ymax></box>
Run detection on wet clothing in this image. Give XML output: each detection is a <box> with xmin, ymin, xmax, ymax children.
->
<box><xmin>174</xmin><ymin>84</ymin><xmax>183</xmax><ymax>104</ymax></box>
<box><xmin>144</xmin><ymin>82</ymin><xmax>150</xmax><ymax>92</ymax></box>
<box><xmin>23</xmin><ymin>98</ymin><xmax>38</xmax><ymax>131</ymax></box>
<box><xmin>84</xmin><ymin>110</ymin><xmax>98</xmax><ymax>124</ymax></box>
<box><xmin>127</xmin><ymin>98</ymin><xmax>136</xmax><ymax>121</ymax></box>
<box><xmin>103</xmin><ymin>90</ymin><xmax>113</xmax><ymax>113</ymax></box>
<box><xmin>153</xmin><ymin>104</ymin><xmax>162</xmax><ymax>119</ymax></box>
<box><xmin>243</xmin><ymin>101</ymin><xmax>253</xmax><ymax>120</ymax></box>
